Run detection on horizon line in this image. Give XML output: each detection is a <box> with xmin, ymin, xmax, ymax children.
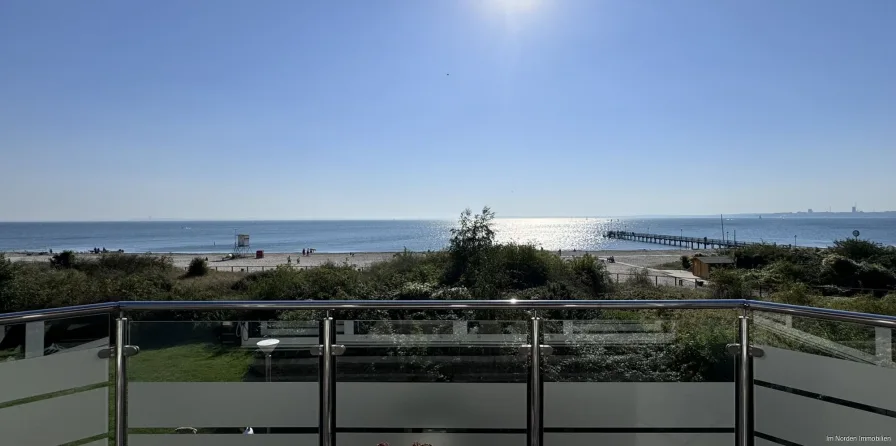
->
<box><xmin>3</xmin><ymin>210</ymin><xmax>895</xmax><ymax>223</ymax></box>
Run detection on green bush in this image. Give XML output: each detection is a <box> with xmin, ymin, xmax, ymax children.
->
<box><xmin>94</xmin><ymin>253</ymin><xmax>173</xmax><ymax>274</ymax></box>
<box><xmin>0</xmin><ymin>254</ymin><xmax>19</xmax><ymax>312</ymax></box>
<box><xmin>709</xmin><ymin>269</ymin><xmax>750</xmax><ymax>299</ymax></box>
<box><xmin>393</xmin><ymin>282</ymin><xmax>435</xmax><ymax>300</ymax></box>
<box><xmin>49</xmin><ymin>250</ymin><xmax>76</xmax><ymax>268</ymax></box>
<box><xmin>856</xmin><ymin>263</ymin><xmax>896</xmax><ymax>291</ymax></box>
<box><xmin>244</xmin><ymin>264</ymin><xmax>365</xmax><ymax>301</ymax></box>
<box><xmin>432</xmin><ymin>286</ymin><xmax>472</xmax><ymax>300</ymax></box>
<box><xmin>569</xmin><ymin>254</ymin><xmax>611</xmax><ymax>295</ymax></box>
<box><xmin>627</xmin><ymin>268</ymin><xmax>654</xmax><ymax>288</ymax></box>
<box><xmin>772</xmin><ymin>282</ymin><xmax>812</xmax><ymax>306</ymax></box>
<box><xmin>186</xmin><ymin>257</ymin><xmax>210</xmax><ymax>277</ymax></box>
<box><xmin>831</xmin><ymin>238</ymin><xmax>896</xmax><ymax>266</ymax></box>
<box><xmin>680</xmin><ymin>255</ymin><xmax>691</xmax><ymax>270</ymax></box>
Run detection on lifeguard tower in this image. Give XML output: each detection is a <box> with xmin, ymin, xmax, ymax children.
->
<box><xmin>233</xmin><ymin>234</ymin><xmax>251</xmax><ymax>258</ymax></box>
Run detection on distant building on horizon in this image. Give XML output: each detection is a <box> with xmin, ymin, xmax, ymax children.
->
<box><xmin>852</xmin><ymin>206</ymin><xmax>857</xmax><ymax>213</ymax></box>
<box><xmin>808</xmin><ymin>209</ymin><xmax>813</xmax><ymax>213</ymax></box>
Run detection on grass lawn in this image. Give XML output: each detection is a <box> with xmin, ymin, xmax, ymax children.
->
<box><xmin>129</xmin><ymin>343</ymin><xmax>254</xmax><ymax>382</ymax></box>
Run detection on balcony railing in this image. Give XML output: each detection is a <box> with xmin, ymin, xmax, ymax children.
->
<box><xmin>1</xmin><ymin>299</ymin><xmax>895</xmax><ymax>446</ymax></box>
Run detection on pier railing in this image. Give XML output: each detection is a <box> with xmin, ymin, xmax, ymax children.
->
<box><xmin>1</xmin><ymin>299</ymin><xmax>895</xmax><ymax>446</ymax></box>
<box><xmin>605</xmin><ymin>230</ymin><xmax>753</xmax><ymax>249</ymax></box>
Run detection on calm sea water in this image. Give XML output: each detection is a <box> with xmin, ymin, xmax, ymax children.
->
<box><xmin>0</xmin><ymin>217</ymin><xmax>893</xmax><ymax>253</ymax></box>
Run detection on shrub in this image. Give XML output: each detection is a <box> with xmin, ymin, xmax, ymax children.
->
<box><xmin>393</xmin><ymin>282</ymin><xmax>435</xmax><ymax>300</ymax></box>
<box><xmin>569</xmin><ymin>254</ymin><xmax>611</xmax><ymax>296</ymax></box>
<box><xmin>245</xmin><ymin>264</ymin><xmax>364</xmax><ymax>301</ymax></box>
<box><xmin>488</xmin><ymin>244</ymin><xmax>552</xmax><ymax>290</ymax></box>
<box><xmin>772</xmin><ymin>282</ymin><xmax>812</xmax><ymax>306</ymax></box>
<box><xmin>231</xmin><ymin>270</ymin><xmax>277</xmax><ymax>291</ymax></box>
<box><xmin>49</xmin><ymin>250</ymin><xmax>76</xmax><ymax>269</ymax></box>
<box><xmin>0</xmin><ymin>254</ymin><xmax>21</xmax><ymax>312</ymax></box>
<box><xmin>831</xmin><ymin>238</ymin><xmax>895</xmax><ymax>263</ymax></box>
<box><xmin>544</xmin><ymin>281</ymin><xmax>574</xmax><ymax>300</ymax></box>
<box><xmin>709</xmin><ymin>269</ymin><xmax>750</xmax><ymax>299</ymax></box>
<box><xmin>95</xmin><ymin>253</ymin><xmax>173</xmax><ymax>274</ymax></box>
<box><xmin>186</xmin><ymin>257</ymin><xmax>210</xmax><ymax>277</ymax></box>
<box><xmin>856</xmin><ymin>263</ymin><xmax>896</xmax><ymax>291</ymax></box>
<box><xmin>432</xmin><ymin>286</ymin><xmax>472</xmax><ymax>300</ymax></box>
<box><xmin>680</xmin><ymin>255</ymin><xmax>692</xmax><ymax>270</ymax></box>
<box><xmin>627</xmin><ymin>268</ymin><xmax>654</xmax><ymax>288</ymax></box>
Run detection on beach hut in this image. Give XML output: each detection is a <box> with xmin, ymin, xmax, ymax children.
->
<box><xmin>691</xmin><ymin>256</ymin><xmax>735</xmax><ymax>279</ymax></box>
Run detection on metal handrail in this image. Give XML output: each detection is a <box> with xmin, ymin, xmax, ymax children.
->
<box><xmin>747</xmin><ymin>300</ymin><xmax>896</xmax><ymax>329</ymax></box>
<box><xmin>2</xmin><ymin>298</ymin><xmax>896</xmax><ymax>329</ymax></box>
<box><xmin>119</xmin><ymin>298</ymin><xmax>741</xmax><ymax>311</ymax></box>
<box><xmin>0</xmin><ymin>301</ymin><xmax>118</xmax><ymax>324</ymax></box>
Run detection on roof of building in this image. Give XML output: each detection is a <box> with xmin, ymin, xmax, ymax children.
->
<box><xmin>693</xmin><ymin>256</ymin><xmax>735</xmax><ymax>264</ymax></box>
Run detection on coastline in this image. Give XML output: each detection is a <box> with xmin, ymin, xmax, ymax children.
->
<box><xmin>3</xmin><ymin>249</ymin><xmax>707</xmax><ymax>274</ymax></box>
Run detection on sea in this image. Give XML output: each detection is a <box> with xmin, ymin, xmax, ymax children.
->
<box><xmin>1</xmin><ymin>217</ymin><xmax>893</xmax><ymax>254</ymax></box>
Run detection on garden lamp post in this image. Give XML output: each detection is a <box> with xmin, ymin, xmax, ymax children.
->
<box><xmin>257</xmin><ymin>338</ymin><xmax>280</xmax><ymax>383</ymax></box>
<box><xmin>257</xmin><ymin>338</ymin><xmax>280</xmax><ymax>435</ymax></box>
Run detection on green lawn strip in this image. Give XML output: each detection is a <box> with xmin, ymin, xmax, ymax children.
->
<box><xmin>128</xmin><ymin>343</ymin><xmax>253</xmax><ymax>382</ymax></box>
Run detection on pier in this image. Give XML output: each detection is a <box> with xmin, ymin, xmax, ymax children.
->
<box><xmin>604</xmin><ymin>231</ymin><xmax>752</xmax><ymax>249</ymax></box>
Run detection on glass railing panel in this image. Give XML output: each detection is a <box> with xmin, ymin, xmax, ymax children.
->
<box><xmin>0</xmin><ymin>313</ymin><xmax>111</xmax><ymax>445</ymax></box>
<box><xmin>336</xmin><ymin>311</ymin><xmax>529</xmax><ymax>446</ymax></box>
<box><xmin>752</xmin><ymin>311</ymin><xmax>896</xmax><ymax>445</ymax></box>
<box><xmin>127</xmin><ymin>317</ymin><xmax>319</xmax><ymax>445</ymax></box>
<box><xmin>542</xmin><ymin>308</ymin><xmax>737</xmax><ymax>446</ymax></box>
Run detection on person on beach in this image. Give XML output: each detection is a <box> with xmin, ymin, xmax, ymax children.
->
<box><xmin>287</xmin><ymin>255</ymin><xmax>291</xmax><ymax>264</ymax></box>
<box><xmin>302</xmin><ymin>248</ymin><xmax>306</xmax><ymax>256</ymax></box>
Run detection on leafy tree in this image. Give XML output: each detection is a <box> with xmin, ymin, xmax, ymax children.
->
<box><xmin>445</xmin><ymin>207</ymin><xmax>496</xmax><ymax>286</ymax></box>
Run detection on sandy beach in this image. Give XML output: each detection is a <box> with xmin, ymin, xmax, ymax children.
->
<box><xmin>4</xmin><ymin>249</ymin><xmax>708</xmax><ymax>278</ymax></box>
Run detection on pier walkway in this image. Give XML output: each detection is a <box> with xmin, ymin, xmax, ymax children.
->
<box><xmin>604</xmin><ymin>230</ymin><xmax>752</xmax><ymax>249</ymax></box>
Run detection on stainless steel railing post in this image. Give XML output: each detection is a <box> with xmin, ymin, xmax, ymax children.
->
<box><xmin>528</xmin><ymin>314</ymin><xmax>543</xmax><ymax>446</ymax></box>
<box><xmin>320</xmin><ymin>313</ymin><xmax>336</xmax><ymax>446</ymax></box>
<box><xmin>736</xmin><ymin>309</ymin><xmax>753</xmax><ymax>446</ymax></box>
<box><xmin>115</xmin><ymin>312</ymin><xmax>128</xmax><ymax>446</ymax></box>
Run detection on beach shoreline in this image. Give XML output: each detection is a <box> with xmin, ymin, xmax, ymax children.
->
<box><xmin>3</xmin><ymin>248</ymin><xmax>709</xmax><ymax>272</ymax></box>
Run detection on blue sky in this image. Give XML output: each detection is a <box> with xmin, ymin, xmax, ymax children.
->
<box><xmin>1</xmin><ymin>0</ymin><xmax>894</xmax><ymax>221</ymax></box>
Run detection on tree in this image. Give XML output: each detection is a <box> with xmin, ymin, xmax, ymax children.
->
<box><xmin>445</xmin><ymin>207</ymin><xmax>496</xmax><ymax>286</ymax></box>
